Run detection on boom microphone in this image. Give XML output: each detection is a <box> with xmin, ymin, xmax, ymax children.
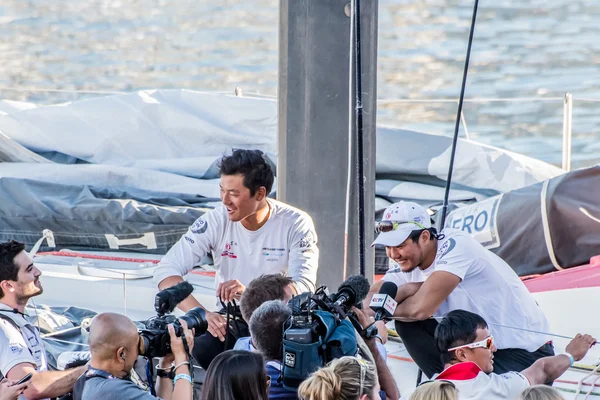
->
<box><xmin>369</xmin><ymin>281</ymin><xmax>398</xmax><ymax>321</ymax></box>
<box><xmin>333</xmin><ymin>275</ymin><xmax>371</xmax><ymax>309</ymax></box>
<box><xmin>154</xmin><ymin>281</ymin><xmax>194</xmax><ymax>316</ymax></box>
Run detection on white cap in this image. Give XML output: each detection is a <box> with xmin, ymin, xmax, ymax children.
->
<box><xmin>372</xmin><ymin>201</ymin><xmax>431</xmax><ymax>247</ymax></box>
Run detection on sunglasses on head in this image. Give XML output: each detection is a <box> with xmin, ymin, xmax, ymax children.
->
<box><xmin>448</xmin><ymin>335</ymin><xmax>494</xmax><ymax>352</ymax></box>
<box><xmin>375</xmin><ymin>220</ymin><xmax>426</xmax><ymax>233</ymax></box>
<box><xmin>417</xmin><ymin>379</ymin><xmax>457</xmax><ymax>389</ymax></box>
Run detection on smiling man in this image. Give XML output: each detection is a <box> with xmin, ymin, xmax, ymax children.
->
<box><xmin>0</xmin><ymin>240</ymin><xmax>86</xmax><ymax>400</ymax></box>
<box><xmin>425</xmin><ymin>310</ymin><xmax>596</xmax><ymax>400</ymax></box>
<box><xmin>154</xmin><ymin>149</ymin><xmax>319</xmax><ymax>370</ymax></box>
<box><xmin>366</xmin><ymin>201</ymin><xmax>552</xmax><ymax>378</ymax></box>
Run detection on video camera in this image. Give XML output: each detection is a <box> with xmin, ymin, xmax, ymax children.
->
<box><xmin>138</xmin><ymin>281</ymin><xmax>208</xmax><ymax>358</ymax></box>
<box><xmin>281</xmin><ymin>275</ymin><xmax>374</xmax><ymax>389</ymax></box>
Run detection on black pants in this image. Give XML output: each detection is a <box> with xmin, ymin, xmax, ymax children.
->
<box><xmin>395</xmin><ymin>320</ymin><xmax>555</xmax><ymax>378</ymax></box>
<box><xmin>192</xmin><ymin>309</ymin><xmax>250</xmax><ymax>370</ymax></box>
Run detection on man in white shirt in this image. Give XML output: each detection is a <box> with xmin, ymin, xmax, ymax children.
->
<box><xmin>367</xmin><ymin>201</ymin><xmax>553</xmax><ymax>378</ymax></box>
<box><xmin>154</xmin><ymin>149</ymin><xmax>319</xmax><ymax>369</ymax></box>
<box><xmin>0</xmin><ymin>240</ymin><xmax>86</xmax><ymax>399</ymax></box>
<box><xmin>425</xmin><ymin>310</ymin><xmax>595</xmax><ymax>400</ymax></box>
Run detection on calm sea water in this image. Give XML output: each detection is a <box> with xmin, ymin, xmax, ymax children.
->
<box><xmin>1</xmin><ymin>0</ymin><xmax>599</xmax><ymax>168</ymax></box>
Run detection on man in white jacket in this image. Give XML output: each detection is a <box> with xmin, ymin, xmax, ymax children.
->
<box><xmin>154</xmin><ymin>149</ymin><xmax>319</xmax><ymax>369</ymax></box>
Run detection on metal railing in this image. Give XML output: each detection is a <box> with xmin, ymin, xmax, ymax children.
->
<box><xmin>378</xmin><ymin>93</ymin><xmax>600</xmax><ymax>172</ymax></box>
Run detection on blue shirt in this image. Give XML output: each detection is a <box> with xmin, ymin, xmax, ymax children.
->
<box><xmin>266</xmin><ymin>361</ymin><xmax>298</xmax><ymax>400</ymax></box>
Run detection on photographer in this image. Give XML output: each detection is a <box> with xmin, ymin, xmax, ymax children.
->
<box><xmin>154</xmin><ymin>149</ymin><xmax>319</xmax><ymax>369</ymax></box>
<box><xmin>73</xmin><ymin>313</ymin><xmax>194</xmax><ymax>400</ymax></box>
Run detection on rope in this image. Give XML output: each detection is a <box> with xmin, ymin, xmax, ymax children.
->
<box><xmin>439</xmin><ymin>0</ymin><xmax>480</xmax><ymax>229</ymax></box>
<box><xmin>575</xmin><ymin>364</ymin><xmax>600</xmax><ymax>400</ymax></box>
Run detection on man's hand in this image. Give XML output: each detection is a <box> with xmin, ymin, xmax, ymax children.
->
<box><xmin>374</xmin><ymin>320</ymin><xmax>388</xmax><ymax>344</ymax></box>
<box><xmin>0</xmin><ymin>379</ymin><xmax>28</xmax><ymax>400</ymax></box>
<box><xmin>566</xmin><ymin>333</ymin><xmax>596</xmax><ymax>361</ymax></box>
<box><xmin>205</xmin><ymin>311</ymin><xmax>228</xmax><ymax>342</ymax></box>
<box><xmin>168</xmin><ymin>319</ymin><xmax>195</xmax><ymax>361</ymax></box>
<box><xmin>218</xmin><ymin>280</ymin><xmax>246</xmax><ymax>302</ymax></box>
<box><xmin>351</xmin><ymin>306</ymin><xmax>373</xmax><ymax>331</ymax></box>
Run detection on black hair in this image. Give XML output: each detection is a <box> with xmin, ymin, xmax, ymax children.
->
<box><xmin>435</xmin><ymin>310</ymin><xmax>488</xmax><ymax>365</ymax></box>
<box><xmin>203</xmin><ymin>350</ymin><xmax>269</xmax><ymax>400</ymax></box>
<box><xmin>218</xmin><ymin>149</ymin><xmax>274</xmax><ymax>196</ymax></box>
<box><xmin>0</xmin><ymin>240</ymin><xmax>26</xmax><ymax>298</ymax></box>
<box><xmin>408</xmin><ymin>227</ymin><xmax>441</xmax><ymax>243</ymax></box>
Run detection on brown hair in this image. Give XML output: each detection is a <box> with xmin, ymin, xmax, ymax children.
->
<box><xmin>298</xmin><ymin>357</ymin><xmax>377</xmax><ymax>400</ymax></box>
<box><xmin>203</xmin><ymin>350</ymin><xmax>269</xmax><ymax>400</ymax></box>
<box><xmin>240</xmin><ymin>274</ymin><xmax>292</xmax><ymax>321</ymax></box>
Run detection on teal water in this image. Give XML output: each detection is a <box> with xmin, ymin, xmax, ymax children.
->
<box><xmin>1</xmin><ymin>0</ymin><xmax>599</xmax><ymax>167</ymax></box>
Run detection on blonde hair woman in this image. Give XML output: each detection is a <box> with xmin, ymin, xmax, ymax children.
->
<box><xmin>409</xmin><ymin>380</ymin><xmax>458</xmax><ymax>400</ymax></box>
<box><xmin>520</xmin><ymin>385</ymin><xmax>565</xmax><ymax>400</ymax></box>
<box><xmin>298</xmin><ymin>356</ymin><xmax>380</xmax><ymax>400</ymax></box>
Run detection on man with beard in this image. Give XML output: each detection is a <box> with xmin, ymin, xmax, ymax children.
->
<box><xmin>0</xmin><ymin>241</ymin><xmax>86</xmax><ymax>400</ymax></box>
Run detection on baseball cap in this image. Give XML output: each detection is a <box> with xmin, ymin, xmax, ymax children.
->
<box><xmin>372</xmin><ymin>201</ymin><xmax>432</xmax><ymax>247</ymax></box>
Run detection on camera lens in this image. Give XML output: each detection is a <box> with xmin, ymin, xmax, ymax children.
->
<box><xmin>178</xmin><ymin>307</ymin><xmax>208</xmax><ymax>337</ymax></box>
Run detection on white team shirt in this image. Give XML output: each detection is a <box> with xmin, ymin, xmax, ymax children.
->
<box><xmin>0</xmin><ymin>303</ymin><xmax>49</xmax><ymax>400</ymax></box>
<box><xmin>383</xmin><ymin>229</ymin><xmax>551</xmax><ymax>352</ymax></box>
<box><xmin>400</xmin><ymin>362</ymin><xmax>530</xmax><ymax>400</ymax></box>
<box><xmin>154</xmin><ymin>199</ymin><xmax>319</xmax><ymax>297</ymax></box>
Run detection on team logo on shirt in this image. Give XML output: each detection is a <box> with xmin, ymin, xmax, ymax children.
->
<box><xmin>191</xmin><ymin>219</ymin><xmax>208</xmax><ymax>234</ymax></box>
<box><xmin>437</xmin><ymin>238</ymin><xmax>456</xmax><ymax>260</ymax></box>
<box><xmin>221</xmin><ymin>241</ymin><xmax>238</xmax><ymax>259</ymax></box>
<box><xmin>9</xmin><ymin>344</ymin><xmax>23</xmax><ymax>354</ymax></box>
<box><xmin>298</xmin><ymin>232</ymin><xmax>315</xmax><ymax>248</ymax></box>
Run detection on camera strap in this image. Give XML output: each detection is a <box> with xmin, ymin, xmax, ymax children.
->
<box><xmin>72</xmin><ymin>367</ymin><xmax>119</xmax><ymax>400</ymax></box>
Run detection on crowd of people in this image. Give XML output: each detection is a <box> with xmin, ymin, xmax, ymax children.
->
<box><xmin>0</xmin><ymin>149</ymin><xmax>595</xmax><ymax>400</ymax></box>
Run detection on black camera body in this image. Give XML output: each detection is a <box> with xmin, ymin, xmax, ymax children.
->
<box><xmin>138</xmin><ymin>281</ymin><xmax>209</xmax><ymax>358</ymax></box>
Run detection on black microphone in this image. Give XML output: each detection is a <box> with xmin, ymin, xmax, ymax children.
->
<box><xmin>154</xmin><ymin>281</ymin><xmax>194</xmax><ymax>316</ymax></box>
<box><xmin>369</xmin><ymin>281</ymin><xmax>398</xmax><ymax>321</ymax></box>
<box><xmin>333</xmin><ymin>275</ymin><xmax>371</xmax><ymax>309</ymax></box>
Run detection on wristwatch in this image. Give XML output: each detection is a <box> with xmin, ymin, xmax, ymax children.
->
<box><xmin>156</xmin><ymin>367</ymin><xmax>175</xmax><ymax>380</ymax></box>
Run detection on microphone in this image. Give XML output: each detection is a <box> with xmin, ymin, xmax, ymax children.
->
<box><xmin>369</xmin><ymin>281</ymin><xmax>398</xmax><ymax>321</ymax></box>
<box><xmin>154</xmin><ymin>281</ymin><xmax>194</xmax><ymax>316</ymax></box>
<box><xmin>333</xmin><ymin>275</ymin><xmax>371</xmax><ymax>309</ymax></box>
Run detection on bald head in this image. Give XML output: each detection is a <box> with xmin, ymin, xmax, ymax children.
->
<box><xmin>89</xmin><ymin>313</ymin><xmax>139</xmax><ymax>360</ymax></box>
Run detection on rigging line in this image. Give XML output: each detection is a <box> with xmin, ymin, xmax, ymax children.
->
<box><xmin>422</xmin><ymin>316</ymin><xmax>596</xmax><ymax>342</ymax></box>
<box><xmin>439</xmin><ymin>0</ymin><xmax>480</xmax><ymax>229</ymax></box>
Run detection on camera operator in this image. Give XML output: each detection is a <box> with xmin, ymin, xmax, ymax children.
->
<box><xmin>248</xmin><ymin>300</ymin><xmax>296</xmax><ymax>400</ymax></box>
<box><xmin>73</xmin><ymin>313</ymin><xmax>194</xmax><ymax>400</ymax></box>
<box><xmin>154</xmin><ymin>149</ymin><xmax>319</xmax><ymax>370</ymax></box>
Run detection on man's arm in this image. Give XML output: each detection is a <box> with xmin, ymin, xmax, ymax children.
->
<box><xmin>287</xmin><ymin>215</ymin><xmax>319</xmax><ymax>294</ymax></box>
<box><xmin>352</xmin><ymin>307</ymin><xmax>400</xmax><ymax>400</ymax></box>
<box><xmin>521</xmin><ymin>333</ymin><xmax>596</xmax><ymax>385</ymax></box>
<box><xmin>365</xmin><ymin>338</ymin><xmax>400</xmax><ymax>400</ymax></box>
<box><xmin>154</xmin><ymin>214</ymin><xmax>218</xmax><ymax>308</ymax></box>
<box><xmin>7</xmin><ymin>363</ymin><xmax>86</xmax><ymax>400</ymax></box>
<box><xmin>392</xmin><ymin>271</ymin><xmax>460</xmax><ymax>320</ymax></box>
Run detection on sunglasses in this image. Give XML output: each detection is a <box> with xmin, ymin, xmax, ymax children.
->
<box><xmin>448</xmin><ymin>335</ymin><xmax>494</xmax><ymax>352</ymax></box>
<box><xmin>375</xmin><ymin>220</ymin><xmax>426</xmax><ymax>233</ymax></box>
<box><xmin>417</xmin><ymin>379</ymin><xmax>458</xmax><ymax>389</ymax></box>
